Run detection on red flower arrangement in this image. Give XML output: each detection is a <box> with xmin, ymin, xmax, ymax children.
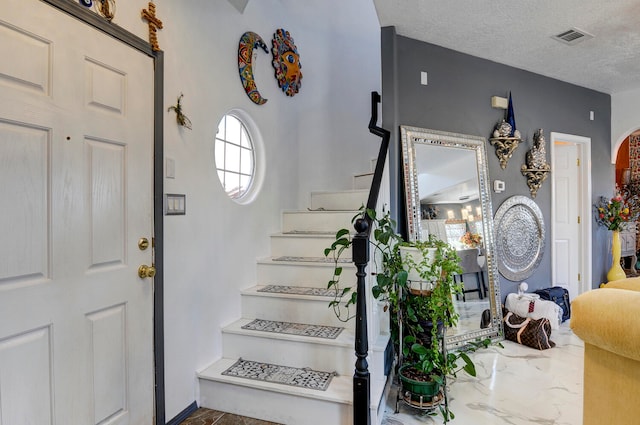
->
<box><xmin>594</xmin><ymin>194</ymin><xmax>636</xmax><ymax>231</ymax></box>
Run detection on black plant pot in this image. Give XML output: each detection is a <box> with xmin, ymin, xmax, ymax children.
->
<box><xmin>416</xmin><ymin>318</ymin><xmax>444</xmax><ymax>346</ymax></box>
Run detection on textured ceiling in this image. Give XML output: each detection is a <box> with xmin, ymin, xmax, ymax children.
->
<box><xmin>373</xmin><ymin>0</ymin><xmax>640</xmax><ymax>94</ymax></box>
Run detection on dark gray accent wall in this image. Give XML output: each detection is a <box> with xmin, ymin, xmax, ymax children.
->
<box><xmin>381</xmin><ymin>27</ymin><xmax>613</xmax><ymax>298</ymax></box>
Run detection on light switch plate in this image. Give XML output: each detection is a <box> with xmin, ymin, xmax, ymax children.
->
<box><xmin>420</xmin><ymin>71</ymin><xmax>428</xmax><ymax>85</ymax></box>
<box><xmin>166</xmin><ymin>157</ymin><xmax>175</xmax><ymax>179</ymax></box>
<box><xmin>165</xmin><ymin>193</ymin><xmax>186</xmax><ymax>215</ymax></box>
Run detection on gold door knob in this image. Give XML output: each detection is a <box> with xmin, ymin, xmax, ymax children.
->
<box><xmin>138</xmin><ymin>264</ymin><xmax>156</xmax><ymax>278</ymax></box>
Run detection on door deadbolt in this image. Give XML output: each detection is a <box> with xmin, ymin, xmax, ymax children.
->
<box><xmin>138</xmin><ymin>237</ymin><xmax>150</xmax><ymax>251</ymax></box>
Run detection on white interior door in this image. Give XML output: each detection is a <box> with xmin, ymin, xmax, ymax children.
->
<box><xmin>553</xmin><ymin>143</ymin><xmax>580</xmax><ymax>299</ymax></box>
<box><xmin>0</xmin><ymin>1</ymin><xmax>155</xmax><ymax>424</ymax></box>
<box><xmin>552</xmin><ymin>134</ymin><xmax>591</xmax><ymax>300</ymax></box>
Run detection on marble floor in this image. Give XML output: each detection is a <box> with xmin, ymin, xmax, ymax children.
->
<box><xmin>381</xmin><ymin>322</ymin><xmax>583</xmax><ymax>424</ymax></box>
<box><xmin>449</xmin><ymin>299</ymin><xmax>490</xmax><ymax>338</ymax></box>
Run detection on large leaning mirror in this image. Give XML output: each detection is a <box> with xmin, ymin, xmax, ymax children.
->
<box><xmin>400</xmin><ymin>126</ymin><xmax>503</xmax><ymax>348</ymax></box>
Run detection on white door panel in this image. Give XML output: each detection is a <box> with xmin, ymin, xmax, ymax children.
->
<box><xmin>553</xmin><ymin>143</ymin><xmax>580</xmax><ymax>300</ymax></box>
<box><xmin>0</xmin><ymin>1</ymin><xmax>154</xmax><ymax>424</ymax></box>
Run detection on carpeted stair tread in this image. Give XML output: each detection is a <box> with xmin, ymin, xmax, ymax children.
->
<box><xmin>224</xmin><ymin>318</ymin><xmax>353</xmax><ymax>347</ymax></box>
<box><xmin>198</xmin><ymin>358</ymin><xmax>352</xmax><ymax>404</ymax></box>
<box><xmin>280</xmin><ymin>230</ymin><xmax>339</xmax><ymax>235</ymax></box>
<box><xmin>241</xmin><ymin>318</ymin><xmax>343</xmax><ymax>339</ymax></box>
<box><xmin>221</xmin><ymin>358</ymin><xmax>337</xmax><ymax>391</ymax></box>
<box><xmin>241</xmin><ymin>285</ymin><xmax>336</xmax><ymax>300</ymax></box>
<box><xmin>271</xmin><ymin>255</ymin><xmax>351</xmax><ymax>263</ymax></box>
<box><xmin>258</xmin><ymin>284</ymin><xmax>337</xmax><ymax>297</ymax></box>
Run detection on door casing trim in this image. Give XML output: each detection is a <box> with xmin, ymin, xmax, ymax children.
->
<box><xmin>550</xmin><ymin>132</ymin><xmax>592</xmax><ymax>295</ymax></box>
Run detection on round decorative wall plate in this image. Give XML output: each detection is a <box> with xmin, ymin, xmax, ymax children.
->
<box><xmin>494</xmin><ymin>196</ymin><xmax>545</xmax><ymax>281</ymax></box>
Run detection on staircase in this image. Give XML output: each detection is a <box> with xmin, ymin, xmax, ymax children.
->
<box><xmin>197</xmin><ymin>177</ymin><xmax>391</xmax><ymax>424</ymax></box>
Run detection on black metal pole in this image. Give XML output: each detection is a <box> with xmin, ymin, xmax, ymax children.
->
<box><xmin>353</xmin><ymin>218</ymin><xmax>371</xmax><ymax>425</ymax></box>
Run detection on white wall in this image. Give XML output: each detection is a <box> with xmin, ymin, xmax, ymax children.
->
<box><xmin>611</xmin><ymin>87</ymin><xmax>640</xmax><ymax>161</ymax></box>
<box><xmin>98</xmin><ymin>0</ymin><xmax>381</xmax><ymax>419</ymax></box>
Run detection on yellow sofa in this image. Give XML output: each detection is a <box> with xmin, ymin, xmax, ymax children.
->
<box><xmin>570</xmin><ymin>277</ymin><xmax>640</xmax><ymax>425</ymax></box>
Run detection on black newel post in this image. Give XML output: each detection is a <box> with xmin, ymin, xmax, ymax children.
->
<box><xmin>353</xmin><ymin>91</ymin><xmax>389</xmax><ymax>425</ymax></box>
<box><xmin>353</xmin><ymin>218</ymin><xmax>370</xmax><ymax>425</ymax></box>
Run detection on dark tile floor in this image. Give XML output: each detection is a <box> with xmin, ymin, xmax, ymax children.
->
<box><xmin>180</xmin><ymin>407</ymin><xmax>283</xmax><ymax>425</ymax></box>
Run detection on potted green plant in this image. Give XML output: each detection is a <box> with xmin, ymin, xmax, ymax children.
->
<box><xmin>398</xmin><ymin>333</ymin><xmax>490</xmax><ymax>420</ymax></box>
<box><xmin>324</xmin><ymin>207</ymin><xmax>490</xmax><ymax>422</ymax></box>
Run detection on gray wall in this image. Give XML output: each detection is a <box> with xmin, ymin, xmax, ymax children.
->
<box><xmin>381</xmin><ymin>27</ymin><xmax>613</xmax><ymax>299</ymax></box>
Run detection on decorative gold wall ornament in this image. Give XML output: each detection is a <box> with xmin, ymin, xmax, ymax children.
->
<box><xmin>520</xmin><ymin>167</ymin><xmax>550</xmax><ymax>198</ymax></box>
<box><xmin>489</xmin><ymin>119</ymin><xmax>521</xmax><ymax>169</ymax></box>
<box><xmin>490</xmin><ymin>136</ymin><xmax>520</xmax><ymax>169</ymax></box>
<box><xmin>489</xmin><ymin>93</ymin><xmax>521</xmax><ymax>169</ymax></box>
<box><xmin>521</xmin><ymin>128</ymin><xmax>551</xmax><ymax>198</ymax></box>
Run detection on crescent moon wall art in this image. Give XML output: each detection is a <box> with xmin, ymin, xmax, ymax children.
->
<box><xmin>238</xmin><ymin>31</ymin><xmax>269</xmax><ymax>105</ymax></box>
<box><xmin>272</xmin><ymin>28</ymin><xmax>302</xmax><ymax>96</ymax></box>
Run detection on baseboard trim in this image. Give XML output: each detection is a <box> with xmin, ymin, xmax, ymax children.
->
<box><xmin>166</xmin><ymin>401</ymin><xmax>198</xmax><ymax>425</ymax></box>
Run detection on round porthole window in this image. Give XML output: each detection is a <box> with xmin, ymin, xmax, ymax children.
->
<box><xmin>214</xmin><ymin>111</ymin><xmax>263</xmax><ymax>203</ymax></box>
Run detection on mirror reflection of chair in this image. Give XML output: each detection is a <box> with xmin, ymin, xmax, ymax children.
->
<box><xmin>454</xmin><ymin>248</ymin><xmax>486</xmax><ymax>301</ymax></box>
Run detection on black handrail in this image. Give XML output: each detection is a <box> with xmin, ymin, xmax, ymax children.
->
<box><xmin>353</xmin><ymin>91</ymin><xmax>390</xmax><ymax>425</ymax></box>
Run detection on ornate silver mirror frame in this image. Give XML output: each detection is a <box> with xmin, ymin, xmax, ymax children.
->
<box><xmin>400</xmin><ymin>126</ymin><xmax>503</xmax><ymax>348</ymax></box>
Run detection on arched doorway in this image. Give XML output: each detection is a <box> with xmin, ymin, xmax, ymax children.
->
<box><xmin>614</xmin><ymin>131</ymin><xmax>640</xmax><ymax>276</ymax></box>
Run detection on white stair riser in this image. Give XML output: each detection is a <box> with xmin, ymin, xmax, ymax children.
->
<box><xmin>311</xmin><ymin>190</ymin><xmax>368</xmax><ymax>211</ymax></box>
<box><xmin>353</xmin><ymin>173</ymin><xmax>374</xmax><ymax>190</ymax></box>
<box><xmin>256</xmin><ymin>261</ymin><xmax>356</xmax><ymax>287</ymax></box>
<box><xmin>196</xmin><ymin>185</ymin><xmax>391</xmax><ymax>425</ymax></box>
<box><xmin>241</xmin><ymin>294</ymin><xmax>356</xmax><ymax>330</ymax></box>
<box><xmin>199</xmin><ymin>379</ymin><xmax>352</xmax><ymax>425</ymax></box>
<box><xmin>222</xmin><ymin>332</ymin><xmax>356</xmax><ymax>376</ymax></box>
<box><xmin>270</xmin><ymin>234</ymin><xmax>350</xmax><ymax>259</ymax></box>
<box><xmin>282</xmin><ymin>211</ymin><xmax>355</xmax><ymax>233</ymax></box>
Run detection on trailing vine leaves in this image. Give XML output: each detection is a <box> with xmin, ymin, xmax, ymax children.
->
<box><xmin>324</xmin><ymin>207</ymin><xmax>405</xmax><ymax>322</ymax></box>
<box><xmin>323</xmin><ymin>206</ymin><xmax>497</xmax><ymax>422</ymax></box>
<box><xmin>324</xmin><ymin>226</ymin><xmax>356</xmax><ymax>321</ymax></box>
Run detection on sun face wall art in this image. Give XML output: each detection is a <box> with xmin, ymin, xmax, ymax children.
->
<box><xmin>237</xmin><ymin>28</ymin><xmax>302</xmax><ymax>105</ymax></box>
<box><xmin>271</xmin><ymin>28</ymin><xmax>302</xmax><ymax>97</ymax></box>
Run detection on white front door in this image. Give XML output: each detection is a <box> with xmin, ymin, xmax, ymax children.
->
<box><xmin>0</xmin><ymin>1</ymin><xmax>155</xmax><ymax>424</ymax></box>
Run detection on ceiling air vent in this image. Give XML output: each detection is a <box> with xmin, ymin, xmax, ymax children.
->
<box><xmin>552</xmin><ymin>27</ymin><xmax>594</xmax><ymax>45</ymax></box>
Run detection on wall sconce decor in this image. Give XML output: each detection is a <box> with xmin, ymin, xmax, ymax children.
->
<box><xmin>521</xmin><ymin>128</ymin><xmax>551</xmax><ymax>198</ymax></box>
<box><xmin>489</xmin><ymin>93</ymin><xmax>521</xmax><ymax>169</ymax></box>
